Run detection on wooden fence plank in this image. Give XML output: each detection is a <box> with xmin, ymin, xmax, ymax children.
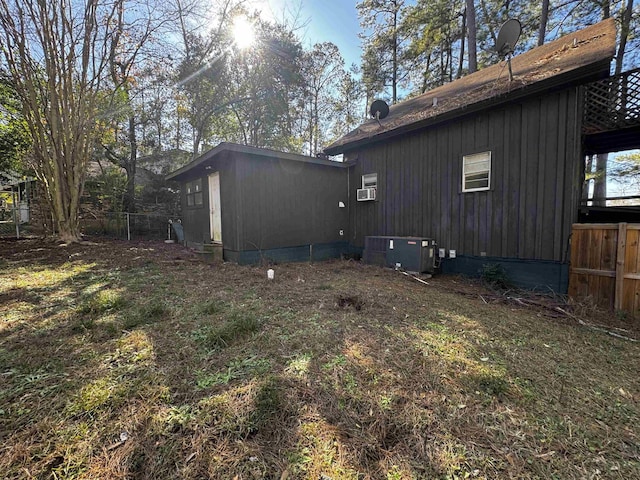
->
<box><xmin>588</xmin><ymin>228</ymin><xmax>603</xmax><ymax>269</ymax></box>
<box><xmin>615</xmin><ymin>223</ymin><xmax>628</xmax><ymax>310</ymax></box>
<box><xmin>571</xmin><ymin>267</ymin><xmax>615</xmax><ymax>277</ymax></box>
<box><xmin>572</xmin><ymin>223</ymin><xmax>618</xmax><ymax>229</ymax></box>
<box><xmin>601</xmin><ymin>228</ymin><xmax>617</xmax><ymax>271</ymax></box>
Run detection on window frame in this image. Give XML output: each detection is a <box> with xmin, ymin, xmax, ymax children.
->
<box><xmin>462</xmin><ymin>151</ymin><xmax>491</xmax><ymax>193</ymax></box>
<box><xmin>185</xmin><ymin>178</ymin><xmax>204</xmax><ymax>208</ymax></box>
<box><xmin>362</xmin><ymin>173</ymin><xmax>378</xmax><ymax>189</ymax></box>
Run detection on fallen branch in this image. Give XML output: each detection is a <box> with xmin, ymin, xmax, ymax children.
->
<box><xmin>399</xmin><ymin>270</ymin><xmax>430</xmax><ymax>285</ymax></box>
<box><xmin>555</xmin><ymin>307</ymin><xmax>638</xmax><ymax>342</ymax></box>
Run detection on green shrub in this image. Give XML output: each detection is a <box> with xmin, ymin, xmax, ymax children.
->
<box><xmin>480</xmin><ymin>263</ymin><xmax>511</xmax><ymax>289</ymax></box>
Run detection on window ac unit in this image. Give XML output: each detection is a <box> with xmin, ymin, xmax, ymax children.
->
<box><xmin>357</xmin><ymin>187</ymin><xmax>376</xmax><ymax>201</ymax></box>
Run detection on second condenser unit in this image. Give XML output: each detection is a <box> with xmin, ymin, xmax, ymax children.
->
<box><xmin>363</xmin><ymin>236</ymin><xmax>438</xmax><ymax>274</ymax></box>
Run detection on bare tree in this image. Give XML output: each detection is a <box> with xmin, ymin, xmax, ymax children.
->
<box><xmin>302</xmin><ymin>42</ymin><xmax>344</xmax><ymax>155</ymax></box>
<box><xmin>102</xmin><ymin>0</ymin><xmax>171</xmax><ymax>213</ymax></box>
<box><xmin>0</xmin><ymin>0</ymin><xmax>117</xmax><ymax>242</ymax></box>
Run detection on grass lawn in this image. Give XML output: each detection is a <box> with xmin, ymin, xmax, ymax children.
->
<box><xmin>0</xmin><ymin>238</ymin><xmax>638</xmax><ymax>479</ymax></box>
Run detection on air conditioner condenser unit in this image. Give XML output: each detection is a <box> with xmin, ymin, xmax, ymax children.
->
<box><xmin>364</xmin><ymin>236</ymin><xmax>437</xmax><ymax>274</ymax></box>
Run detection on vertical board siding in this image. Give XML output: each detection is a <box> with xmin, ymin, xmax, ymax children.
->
<box><xmin>348</xmin><ymin>88</ymin><xmax>581</xmax><ymax>262</ymax></box>
<box><xmin>235</xmin><ymin>154</ymin><xmax>348</xmax><ymax>251</ymax></box>
<box><xmin>181</xmin><ymin>156</ymin><xmax>238</xmax><ymax>249</ymax></box>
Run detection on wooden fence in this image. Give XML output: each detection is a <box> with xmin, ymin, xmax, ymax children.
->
<box><xmin>569</xmin><ymin>223</ymin><xmax>640</xmax><ymax>316</ymax></box>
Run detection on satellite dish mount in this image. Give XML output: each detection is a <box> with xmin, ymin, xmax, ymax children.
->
<box><xmin>495</xmin><ymin>19</ymin><xmax>521</xmax><ymax>82</ymax></box>
<box><xmin>369</xmin><ymin>99</ymin><xmax>390</xmax><ymax>125</ymax></box>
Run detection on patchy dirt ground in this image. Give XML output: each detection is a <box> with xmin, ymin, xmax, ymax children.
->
<box><xmin>1</xmin><ymin>237</ymin><xmax>639</xmax><ymax>479</ymax></box>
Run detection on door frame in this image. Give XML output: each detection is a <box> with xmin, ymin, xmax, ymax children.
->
<box><xmin>208</xmin><ymin>172</ymin><xmax>222</xmax><ymax>243</ymax></box>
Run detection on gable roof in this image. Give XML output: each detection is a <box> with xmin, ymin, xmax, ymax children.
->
<box><xmin>166</xmin><ymin>142</ymin><xmax>349</xmax><ymax>182</ymax></box>
<box><xmin>325</xmin><ymin>18</ymin><xmax>616</xmax><ymax>155</ymax></box>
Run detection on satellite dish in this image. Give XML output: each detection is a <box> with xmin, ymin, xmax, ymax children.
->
<box><xmin>495</xmin><ymin>19</ymin><xmax>521</xmax><ymax>81</ymax></box>
<box><xmin>370</xmin><ymin>99</ymin><xmax>389</xmax><ymax>120</ymax></box>
<box><xmin>496</xmin><ymin>19</ymin><xmax>521</xmax><ymax>57</ymax></box>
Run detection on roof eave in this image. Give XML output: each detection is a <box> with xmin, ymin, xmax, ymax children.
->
<box><xmin>166</xmin><ymin>142</ymin><xmax>350</xmax><ymax>182</ymax></box>
<box><xmin>325</xmin><ymin>58</ymin><xmax>612</xmax><ymax>156</ymax></box>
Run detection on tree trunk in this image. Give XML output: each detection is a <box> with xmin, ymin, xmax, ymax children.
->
<box><xmin>538</xmin><ymin>0</ymin><xmax>550</xmax><ymax>46</ymax></box>
<box><xmin>124</xmin><ymin>114</ymin><xmax>138</xmax><ymax>213</ymax></box>
<box><xmin>392</xmin><ymin>7</ymin><xmax>398</xmax><ymax>104</ymax></box>
<box><xmin>582</xmin><ymin>154</ymin><xmax>594</xmax><ymax>202</ymax></box>
<box><xmin>465</xmin><ymin>0</ymin><xmax>477</xmax><ymax>73</ymax></box>
<box><xmin>614</xmin><ymin>0</ymin><xmax>633</xmax><ymax>75</ymax></box>
<box><xmin>457</xmin><ymin>10</ymin><xmax>466</xmax><ymax>79</ymax></box>
<box><xmin>593</xmin><ymin>153</ymin><xmax>608</xmax><ymax>207</ymax></box>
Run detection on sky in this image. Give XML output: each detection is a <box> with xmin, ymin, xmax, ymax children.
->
<box><xmin>247</xmin><ymin>0</ymin><xmax>363</xmax><ymax>67</ymax></box>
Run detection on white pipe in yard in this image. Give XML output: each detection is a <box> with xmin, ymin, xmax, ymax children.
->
<box><xmin>126</xmin><ymin>213</ymin><xmax>130</xmax><ymax>241</ymax></box>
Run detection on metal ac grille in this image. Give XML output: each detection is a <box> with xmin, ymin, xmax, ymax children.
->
<box><xmin>583</xmin><ymin>68</ymin><xmax>640</xmax><ymax>134</ymax></box>
<box><xmin>364</xmin><ymin>236</ymin><xmax>387</xmax><ymax>253</ymax></box>
<box><xmin>364</xmin><ymin>236</ymin><xmax>388</xmax><ymax>267</ymax></box>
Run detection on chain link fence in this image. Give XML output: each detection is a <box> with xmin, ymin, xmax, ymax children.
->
<box><xmin>0</xmin><ymin>206</ymin><xmax>22</xmax><ymax>238</ymax></box>
<box><xmin>1</xmin><ymin>210</ymin><xmax>177</xmax><ymax>241</ymax></box>
<box><xmin>80</xmin><ymin>212</ymin><xmax>175</xmax><ymax>241</ymax></box>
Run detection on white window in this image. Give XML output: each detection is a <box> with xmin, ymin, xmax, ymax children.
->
<box><xmin>362</xmin><ymin>173</ymin><xmax>377</xmax><ymax>189</ymax></box>
<box><xmin>462</xmin><ymin>152</ymin><xmax>491</xmax><ymax>192</ymax></box>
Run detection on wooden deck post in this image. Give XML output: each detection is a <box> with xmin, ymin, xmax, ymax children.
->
<box><xmin>614</xmin><ymin>222</ymin><xmax>627</xmax><ymax>310</ymax></box>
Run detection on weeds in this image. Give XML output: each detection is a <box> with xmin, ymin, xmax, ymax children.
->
<box><xmin>123</xmin><ymin>302</ymin><xmax>169</xmax><ymax>329</ymax></box>
<box><xmin>199</xmin><ymin>298</ymin><xmax>228</xmax><ymax>315</ymax></box>
<box><xmin>202</xmin><ymin>311</ymin><xmax>261</xmax><ymax>349</ymax></box>
<box><xmin>196</xmin><ymin>356</ymin><xmax>271</xmax><ymax>389</ymax></box>
<box><xmin>77</xmin><ymin>289</ymin><xmax>126</xmax><ymax>314</ymax></box>
<box><xmin>251</xmin><ymin>376</ymin><xmax>283</xmax><ymax>428</ymax></box>
<box><xmin>480</xmin><ymin>263</ymin><xmax>511</xmax><ymax>289</ymax></box>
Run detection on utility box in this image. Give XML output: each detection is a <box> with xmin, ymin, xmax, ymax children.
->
<box><xmin>364</xmin><ymin>236</ymin><xmax>437</xmax><ymax>274</ymax></box>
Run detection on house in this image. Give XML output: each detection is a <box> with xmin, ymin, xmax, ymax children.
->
<box><xmin>323</xmin><ymin>19</ymin><xmax>619</xmax><ymax>292</ymax></box>
<box><xmin>0</xmin><ymin>171</ymin><xmax>50</xmax><ymax>237</ymax></box>
<box><xmin>168</xmin><ymin>20</ymin><xmax>638</xmax><ymax>293</ymax></box>
<box><xmin>166</xmin><ymin>143</ymin><xmax>351</xmax><ymax>263</ymax></box>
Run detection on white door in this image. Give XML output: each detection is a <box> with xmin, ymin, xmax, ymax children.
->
<box><xmin>208</xmin><ymin>172</ymin><xmax>222</xmax><ymax>243</ymax></box>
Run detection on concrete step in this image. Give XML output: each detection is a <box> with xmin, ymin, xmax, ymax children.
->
<box><xmin>198</xmin><ymin>243</ymin><xmax>223</xmax><ymax>263</ymax></box>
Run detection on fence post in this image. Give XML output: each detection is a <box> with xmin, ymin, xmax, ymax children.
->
<box><xmin>12</xmin><ymin>188</ymin><xmax>19</xmax><ymax>239</ymax></box>
<box><xmin>614</xmin><ymin>222</ymin><xmax>628</xmax><ymax>310</ymax></box>
<box><xmin>126</xmin><ymin>212</ymin><xmax>131</xmax><ymax>241</ymax></box>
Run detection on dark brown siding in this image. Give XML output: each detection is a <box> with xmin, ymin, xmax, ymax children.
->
<box><xmin>181</xmin><ymin>155</ymin><xmax>238</xmax><ymax>248</ymax></box>
<box><xmin>180</xmin><ymin>152</ymin><xmax>348</xmax><ymax>252</ymax></box>
<box><xmin>234</xmin><ymin>153</ymin><xmax>348</xmax><ymax>250</ymax></box>
<box><xmin>346</xmin><ymin>87</ymin><xmax>582</xmax><ymax>262</ymax></box>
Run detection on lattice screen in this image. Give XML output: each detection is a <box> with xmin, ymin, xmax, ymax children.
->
<box><xmin>583</xmin><ymin>68</ymin><xmax>640</xmax><ymax>134</ymax></box>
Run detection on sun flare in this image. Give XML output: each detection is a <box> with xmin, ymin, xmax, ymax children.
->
<box><xmin>232</xmin><ymin>17</ymin><xmax>256</xmax><ymax>49</ymax></box>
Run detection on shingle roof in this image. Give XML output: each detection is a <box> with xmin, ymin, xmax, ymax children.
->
<box><xmin>325</xmin><ymin>18</ymin><xmax>616</xmax><ymax>155</ymax></box>
<box><xmin>166</xmin><ymin>142</ymin><xmax>349</xmax><ymax>182</ymax></box>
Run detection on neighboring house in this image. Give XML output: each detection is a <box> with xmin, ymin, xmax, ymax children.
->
<box><xmin>0</xmin><ymin>171</ymin><xmax>36</xmax><ymax>224</ymax></box>
<box><xmin>166</xmin><ymin>143</ymin><xmax>350</xmax><ymax>264</ymax></box>
<box><xmin>324</xmin><ymin>19</ymin><xmax>625</xmax><ymax>292</ymax></box>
